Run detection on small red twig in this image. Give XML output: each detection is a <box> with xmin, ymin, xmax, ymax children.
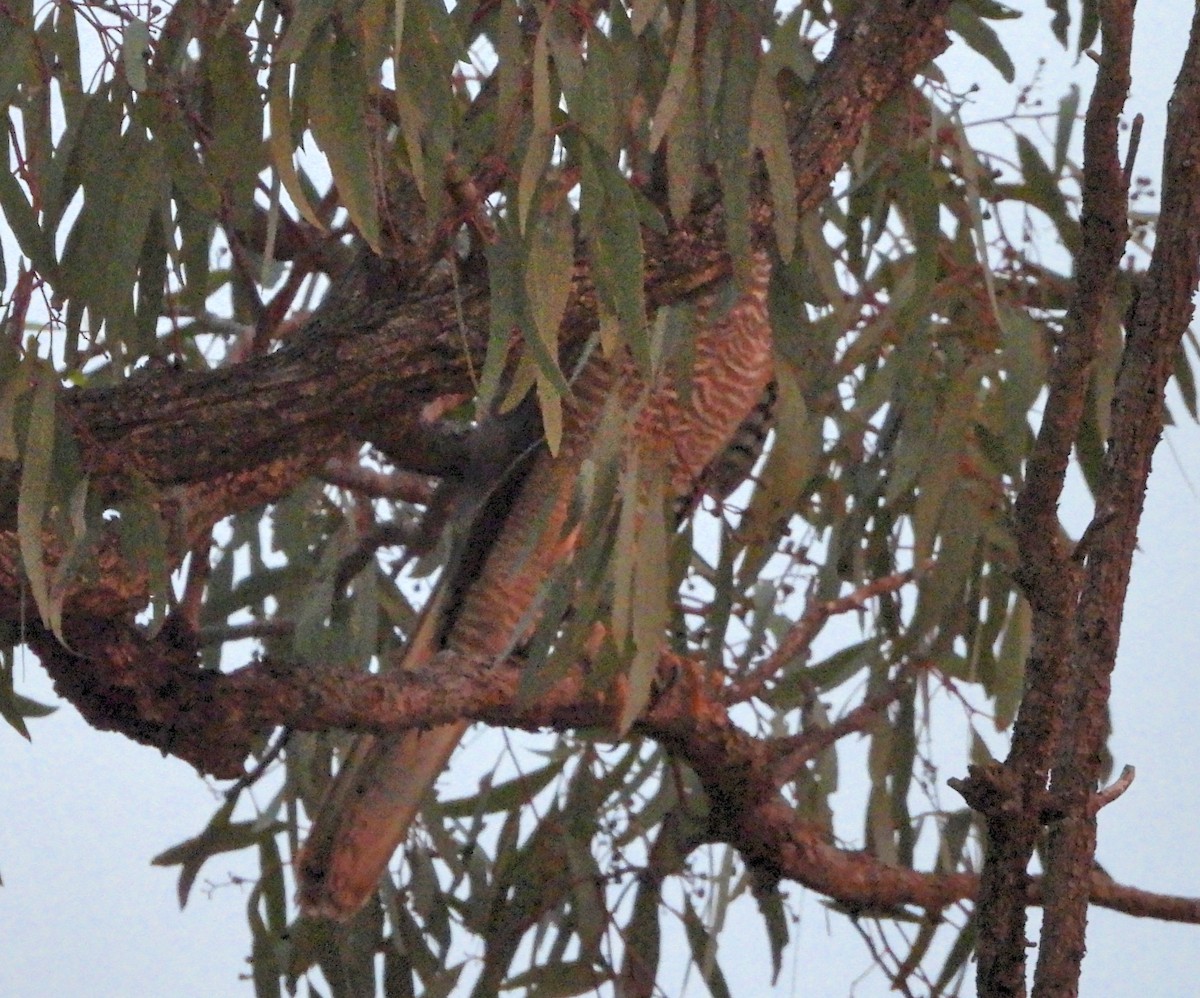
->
<box><xmin>728</xmin><ymin>563</ymin><xmax>928</xmax><ymax>704</ymax></box>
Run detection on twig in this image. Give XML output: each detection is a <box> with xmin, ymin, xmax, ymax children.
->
<box><xmin>224</xmin><ymin>729</ymin><xmax>291</xmax><ymax>801</ymax></box>
<box><xmin>1090</xmin><ymin>764</ymin><xmax>1135</xmax><ymax>815</ymax></box>
<box><xmin>331</xmin><ymin>521</ymin><xmax>422</xmax><ymax>592</ymax></box>
<box><xmin>197</xmin><ymin>619</ymin><xmax>295</xmax><ymax>646</ymax></box>
<box><xmin>1122</xmin><ymin>112</ymin><xmax>1144</xmax><ymax>190</ymax></box>
<box><xmin>728</xmin><ymin>565</ymin><xmax>925</xmax><ymax>704</ymax></box>
<box><xmin>321</xmin><ymin>457</ymin><xmax>436</xmax><ymax>505</ymax></box>
<box><xmin>768</xmin><ymin>666</ymin><xmax>916</xmax><ymax>785</ymax></box>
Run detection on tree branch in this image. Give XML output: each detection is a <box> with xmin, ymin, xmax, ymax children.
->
<box><xmin>1033</xmin><ymin>3</ymin><xmax>1200</xmax><ymax>994</ymax></box>
<box><xmin>58</xmin><ymin>0</ymin><xmax>954</xmax><ymax>495</ymax></box>
<box><xmin>965</xmin><ymin>0</ymin><xmax>1137</xmax><ymax>992</ymax></box>
<box><xmin>32</xmin><ymin>608</ymin><xmax>1197</xmax><ymax>926</ymax></box>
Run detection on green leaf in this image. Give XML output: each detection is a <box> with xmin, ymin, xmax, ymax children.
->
<box><xmin>536</xmin><ymin>374</ymin><xmax>564</xmax><ymax>457</ymax></box>
<box><xmin>152</xmin><ymin>799</ymin><xmax>283</xmax><ymax>907</ymax></box>
<box><xmin>582</xmin><ymin>141</ymin><xmax>648</xmax><ymax>368</ymax></box>
<box><xmin>58</xmin><ymin>98</ymin><xmax>165</xmax><ymax>345</ymax></box>
<box><xmin>0</xmin><ymin>10</ymin><xmax>35</xmax><ymax>111</ymax></box>
<box><xmin>390</xmin><ymin>0</ymin><xmax>459</xmax><ymax>216</ymax></box>
<box><xmin>681</xmin><ymin>897</ymin><xmax>734</xmax><ymax>998</ymax></box>
<box><xmin>502</xmin><ymin>960</ymin><xmax>604</xmax><ymax>997</ymax></box>
<box><xmin>619</xmin><ymin>859</ymin><xmax>663</xmax><ymax>992</ymax></box>
<box><xmin>523</xmin><ymin>204</ymin><xmax>575</xmax><ymax>390</ymax></box>
<box><xmin>121</xmin><ymin>18</ymin><xmax>152</xmax><ymax>92</ymax></box>
<box><xmin>948</xmin><ymin>3</ymin><xmax>1016</xmax><ymax>83</ymax></box>
<box><xmin>751</xmin><ymin>875</ymin><xmax>790</xmax><ymax>984</ymax></box>
<box><xmin>47</xmin><ymin>477</ymin><xmax>92</xmax><ymax>642</ymax></box>
<box><xmin>1014</xmin><ymin>133</ymin><xmax>1077</xmax><ymax>252</ymax></box>
<box><xmin>665</xmin><ymin>62</ymin><xmax>701</xmax><ymax>224</ymax></box>
<box><xmin>393</xmin><ymin>0</ymin><xmax>408</xmax><ymax>52</ymax></box>
<box><xmin>0</xmin><ymin>368</ymin><xmax>31</xmax><ymax>461</ymax></box>
<box><xmin>0</xmin><ymin>663</ymin><xmax>56</xmax><ymax>740</ymax></box>
<box><xmin>648</xmin><ymin>0</ymin><xmax>695</xmax><ymax>152</ymax></box>
<box><xmin>392</xmin><ymin>70</ymin><xmax>429</xmax><ymax>201</ymax></box>
<box><xmin>0</xmin><ymin>152</ymin><xmax>58</xmax><ymax>281</ymax></box>
<box><xmin>276</xmin><ymin>0</ymin><xmax>336</xmax><ymax>63</ymax></box>
<box><xmin>439</xmin><ymin>759</ymin><xmax>563</xmax><ymax>818</ymax></box>
<box><xmin>1053</xmin><ymin>84</ymin><xmax>1080</xmax><ymax>175</ymax></box>
<box><xmin>17</xmin><ymin>367</ymin><xmax>56</xmax><ymax>631</ymax></box>
<box><xmin>750</xmin><ymin>61</ymin><xmax>798</xmax><ymax>261</ymax></box>
<box><xmin>933</xmin><ymin>911</ymin><xmax>977</xmax><ymax>992</ymax></box>
<box><xmin>309</xmin><ymin>30</ymin><xmax>381</xmax><ymax>251</ymax></box>
<box><xmin>1039</xmin><ymin>0</ymin><xmax>1068</xmax><ymax>45</ymax></box>
<box><xmin>519</xmin><ymin>22</ymin><xmax>554</xmax><ymax>234</ymax></box>
<box><xmin>610</xmin><ymin>445</ymin><xmax>640</xmax><ymax>654</ymax></box>
<box><xmin>201</xmin><ymin>30</ymin><xmax>263</xmax><ymax>231</ymax></box>
<box><xmin>631</xmin><ymin>0</ymin><xmax>667</xmax><ymax>36</ymax></box>
<box><xmin>1175</xmin><ymin>331</ymin><xmax>1199</xmax><ymax>422</ymax></box>
<box><xmin>151</xmin><ymin>93</ymin><xmax>220</xmax><ymax>215</ymax></box>
<box><xmin>619</xmin><ymin>464</ymin><xmax>669</xmax><ymax>735</ymax></box>
<box><xmin>736</xmin><ymin>365</ymin><xmax>818</xmax><ymax>586</ymax></box>
<box><xmin>575</xmin><ymin>30</ymin><xmax>619</xmax><ymax>153</ymax></box>
<box><xmin>116</xmin><ymin>495</ymin><xmax>171</xmax><ymax>638</ymax></box>
<box><xmin>267</xmin><ymin>68</ymin><xmax>323</xmax><ymax>229</ymax></box>
<box><xmin>715</xmin><ymin>25</ymin><xmax>757</xmax><ymax>284</ymax></box>
<box><xmin>545</xmin><ymin>7</ymin><xmax>584</xmax><ymax>107</ymax></box>
<box><xmin>991</xmin><ymin>593</ymin><xmax>1030</xmax><ymax>729</ymax></box>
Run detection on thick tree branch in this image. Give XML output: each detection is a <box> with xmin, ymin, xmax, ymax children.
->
<box><xmin>21</xmin><ymin>0</ymin><xmax>956</xmax><ymax>833</ymax></box>
<box><xmin>965</xmin><ymin>1</ymin><xmax>1136</xmax><ymax>993</ymax></box>
<box><xmin>31</xmin><ymin>608</ymin><xmax>1199</xmax><ymax>925</ymax></box>
<box><xmin>58</xmin><ymin>0</ymin><xmax>953</xmax><ymax>495</ymax></box>
<box><xmin>1033</xmin><ymin>3</ymin><xmax>1200</xmax><ymax>995</ymax></box>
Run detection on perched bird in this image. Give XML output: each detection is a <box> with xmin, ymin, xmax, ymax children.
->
<box><xmin>296</xmin><ymin>250</ymin><xmax>774</xmax><ymax>919</ymax></box>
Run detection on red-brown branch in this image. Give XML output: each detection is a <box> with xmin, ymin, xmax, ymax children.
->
<box><xmin>1033</xmin><ymin>3</ymin><xmax>1200</xmax><ymax>995</ymax></box>
<box><xmin>965</xmin><ymin>0</ymin><xmax>1137</xmax><ymax>993</ymax></box>
<box><xmin>28</xmin><ymin>606</ymin><xmax>1200</xmax><ymax>925</ymax></box>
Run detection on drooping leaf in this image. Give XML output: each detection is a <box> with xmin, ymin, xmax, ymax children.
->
<box><xmin>648</xmin><ymin>0</ymin><xmax>696</xmax><ymax>152</ymax></box>
<box><xmin>0</xmin><ymin>147</ymin><xmax>58</xmax><ymax>281</ymax></box>
<box><xmin>750</xmin><ymin>59</ymin><xmax>798</xmax><ymax>260</ymax></box>
<box><xmin>267</xmin><ymin>68</ymin><xmax>323</xmax><ymax>229</ymax></box>
<box><xmin>308</xmin><ymin>30</ymin><xmax>381</xmax><ymax>251</ymax></box>
<box><xmin>121</xmin><ymin>18</ymin><xmax>152</xmax><ymax>93</ymax></box>
<box><xmin>1053</xmin><ymin>83</ymin><xmax>1081</xmax><ymax>175</ymax></box>
<box><xmin>0</xmin><ymin>661</ymin><xmax>56</xmax><ymax>740</ymax></box>
<box><xmin>948</xmin><ymin>2</ymin><xmax>1016</xmax><ymax>83</ymax></box>
<box><xmin>16</xmin><ymin>366</ymin><xmax>56</xmax><ymax>631</ymax></box>
<box><xmin>201</xmin><ymin>29</ymin><xmax>263</xmax><ymax>231</ymax></box>
<box><xmin>519</xmin><ymin>21</ymin><xmax>554</xmax><ymax>234</ymax></box>
<box><xmin>152</xmin><ymin>799</ymin><xmax>284</xmax><ymax>908</ymax></box>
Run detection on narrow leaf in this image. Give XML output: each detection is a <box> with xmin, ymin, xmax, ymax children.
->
<box><xmin>648</xmin><ymin>0</ymin><xmax>696</xmax><ymax>152</ymax></box>
<box><xmin>17</xmin><ymin>368</ymin><xmax>56</xmax><ymax>629</ymax></box>
<box><xmin>519</xmin><ymin>22</ymin><xmax>553</xmax><ymax>233</ymax></box>
<box><xmin>121</xmin><ymin>18</ymin><xmax>151</xmax><ymax>92</ymax></box>
<box><xmin>267</xmin><ymin>69</ymin><xmax>323</xmax><ymax>228</ymax></box>
<box><xmin>750</xmin><ymin>61</ymin><xmax>798</xmax><ymax>260</ymax></box>
<box><xmin>309</xmin><ymin>32</ymin><xmax>381</xmax><ymax>250</ymax></box>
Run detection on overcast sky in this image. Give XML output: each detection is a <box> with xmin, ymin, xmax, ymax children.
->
<box><xmin>3</xmin><ymin>2</ymin><xmax>1198</xmax><ymax>996</ymax></box>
